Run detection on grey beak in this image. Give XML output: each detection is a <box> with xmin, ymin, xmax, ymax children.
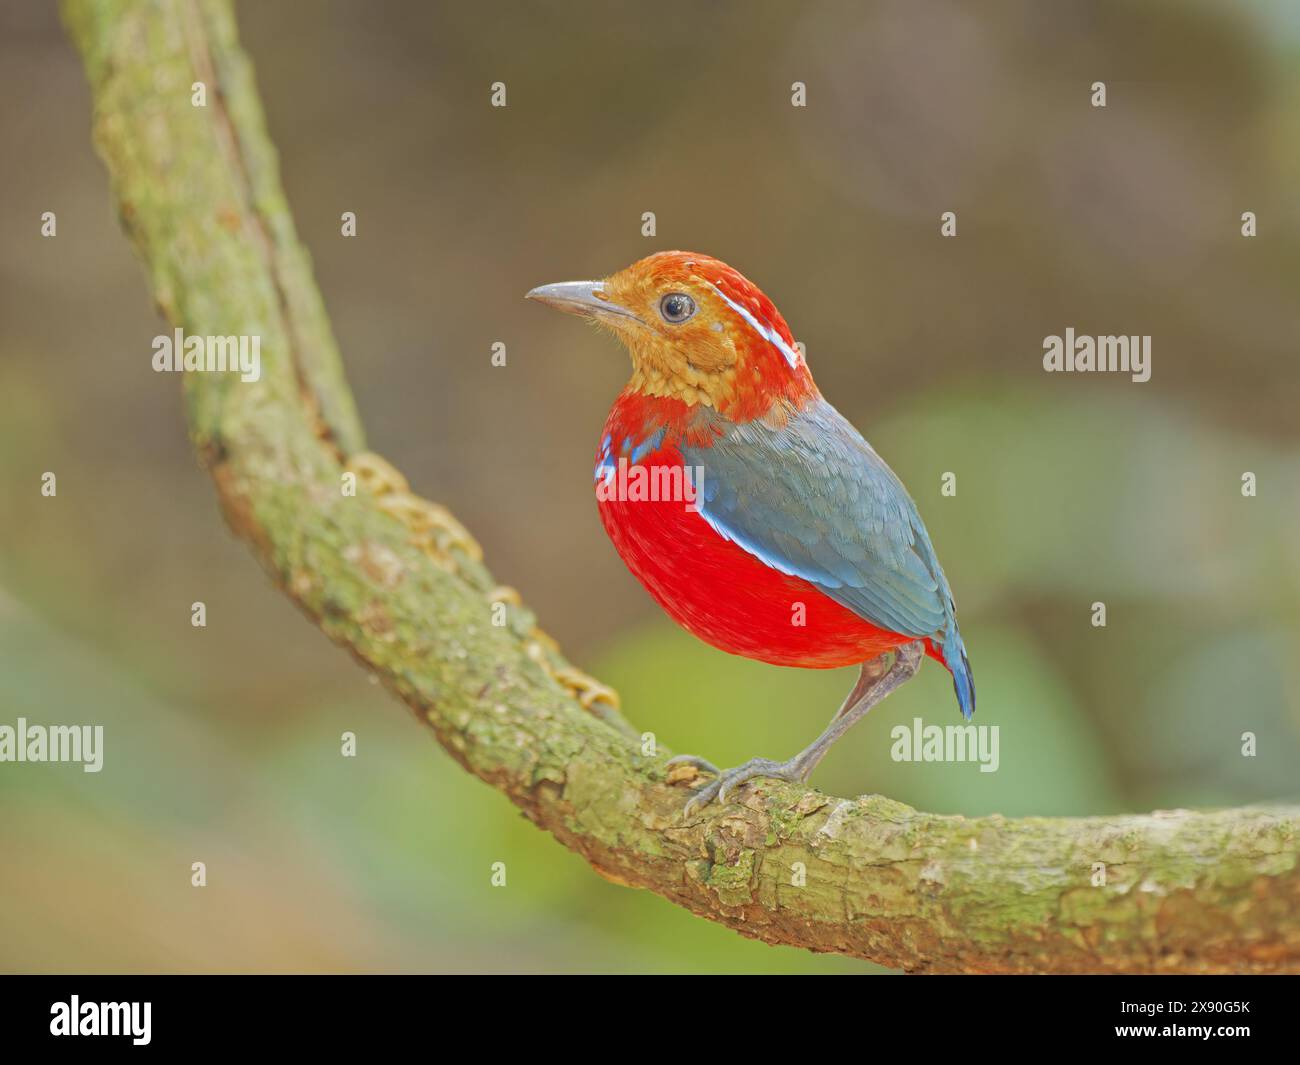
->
<box><xmin>525</xmin><ymin>280</ymin><xmax>643</xmax><ymax>324</ymax></box>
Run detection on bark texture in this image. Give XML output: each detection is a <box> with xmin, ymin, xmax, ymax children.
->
<box><xmin>62</xmin><ymin>0</ymin><xmax>1300</xmax><ymax>973</ymax></box>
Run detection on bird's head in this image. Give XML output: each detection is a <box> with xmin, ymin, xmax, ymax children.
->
<box><xmin>527</xmin><ymin>251</ymin><xmax>817</xmax><ymax>420</ymax></box>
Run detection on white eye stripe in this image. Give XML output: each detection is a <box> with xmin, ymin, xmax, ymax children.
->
<box><xmin>707</xmin><ymin>282</ymin><xmax>801</xmax><ymax>370</ymax></box>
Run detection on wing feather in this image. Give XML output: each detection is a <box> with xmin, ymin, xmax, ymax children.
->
<box><xmin>681</xmin><ymin>399</ymin><xmax>954</xmax><ymax>641</ymax></box>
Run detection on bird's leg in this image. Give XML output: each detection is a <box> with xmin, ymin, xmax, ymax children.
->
<box><xmin>793</xmin><ymin>641</ymin><xmax>922</xmax><ymax>778</ymax></box>
<box><xmin>667</xmin><ymin>641</ymin><xmax>924</xmax><ymax>815</ymax></box>
<box><xmin>664</xmin><ymin>654</ymin><xmax>894</xmax><ymax>778</ymax></box>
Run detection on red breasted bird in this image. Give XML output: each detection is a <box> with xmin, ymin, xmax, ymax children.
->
<box><xmin>527</xmin><ymin>251</ymin><xmax>973</xmax><ymax>811</ymax></box>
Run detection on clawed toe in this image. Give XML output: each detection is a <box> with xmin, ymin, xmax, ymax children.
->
<box><xmin>664</xmin><ymin>753</ymin><xmax>721</xmax><ymax>775</ymax></box>
<box><xmin>678</xmin><ymin>756</ymin><xmax>808</xmax><ymax>816</ymax></box>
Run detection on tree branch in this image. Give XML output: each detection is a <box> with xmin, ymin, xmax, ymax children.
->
<box><xmin>63</xmin><ymin>0</ymin><xmax>1300</xmax><ymax>973</ymax></box>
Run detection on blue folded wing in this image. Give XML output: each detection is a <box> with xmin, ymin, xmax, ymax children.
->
<box><xmin>680</xmin><ymin>398</ymin><xmax>974</xmax><ymax>718</ymax></box>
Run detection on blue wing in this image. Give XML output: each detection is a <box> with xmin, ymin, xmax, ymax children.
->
<box><xmin>680</xmin><ymin>398</ymin><xmax>974</xmax><ymax>718</ymax></box>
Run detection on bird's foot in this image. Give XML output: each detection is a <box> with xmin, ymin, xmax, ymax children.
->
<box><xmin>666</xmin><ymin>754</ymin><xmax>809</xmax><ymax>816</ymax></box>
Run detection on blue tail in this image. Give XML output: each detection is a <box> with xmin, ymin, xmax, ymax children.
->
<box><xmin>941</xmin><ymin>622</ymin><xmax>975</xmax><ymax>721</ymax></box>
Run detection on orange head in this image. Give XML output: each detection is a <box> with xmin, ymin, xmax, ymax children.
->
<box><xmin>527</xmin><ymin>251</ymin><xmax>818</xmax><ymax>421</ymax></box>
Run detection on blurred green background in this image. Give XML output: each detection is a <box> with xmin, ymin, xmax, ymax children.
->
<box><xmin>2</xmin><ymin>0</ymin><xmax>1298</xmax><ymax>973</ymax></box>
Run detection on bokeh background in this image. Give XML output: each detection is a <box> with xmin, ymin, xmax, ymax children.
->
<box><xmin>2</xmin><ymin>0</ymin><xmax>1298</xmax><ymax>973</ymax></box>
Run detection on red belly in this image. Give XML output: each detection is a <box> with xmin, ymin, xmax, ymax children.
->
<box><xmin>596</xmin><ymin>455</ymin><xmax>910</xmax><ymax>669</ymax></box>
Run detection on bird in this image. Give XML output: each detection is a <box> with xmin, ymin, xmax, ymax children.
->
<box><xmin>526</xmin><ymin>251</ymin><xmax>973</xmax><ymax>812</ymax></box>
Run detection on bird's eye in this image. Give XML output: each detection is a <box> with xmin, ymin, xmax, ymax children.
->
<box><xmin>658</xmin><ymin>292</ymin><xmax>696</xmax><ymax>324</ymax></box>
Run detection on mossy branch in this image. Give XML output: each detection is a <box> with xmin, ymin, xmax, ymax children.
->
<box><xmin>63</xmin><ymin>0</ymin><xmax>1300</xmax><ymax>973</ymax></box>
